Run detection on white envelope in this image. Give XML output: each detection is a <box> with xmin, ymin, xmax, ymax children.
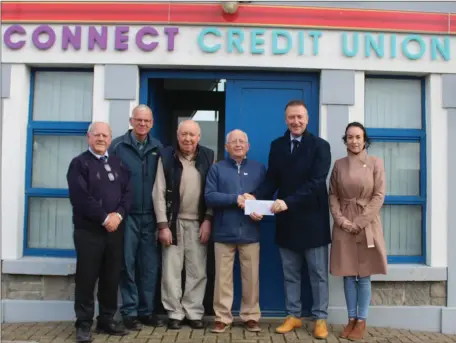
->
<box><xmin>244</xmin><ymin>200</ymin><xmax>274</xmax><ymax>216</ymax></box>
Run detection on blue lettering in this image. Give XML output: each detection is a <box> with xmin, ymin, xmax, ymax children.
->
<box><xmin>250</xmin><ymin>28</ymin><xmax>265</xmax><ymax>54</ymax></box>
<box><xmin>298</xmin><ymin>31</ymin><xmax>305</xmax><ymax>55</ymax></box>
<box><xmin>342</xmin><ymin>32</ymin><xmax>359</xmax><ymax>57</ymax></box>
<box><xmin>365</xmin><ymin>33</ymin><xmax>384</xmax><ymax>58</ymax></box>
<box><xmin>390</xmin><ymin>34</ymin><xmax>397</xmax><ymax>59</ymax></box>
<box><xmin>272</xmin><ymin>30</ymin><xmax>292</xmax><ymax>55</ymax></box>
<box><xmin>227</xmin><ymin>28</ymin><xmax>244</xmax><ymax>53</ymax></box>
<box><xmin>308</xmin><ymin>31</ymin><xmax>322</xmax><ymax>56</ymax></box>
<box><xmin>431</xmin><ymin>36</ymin><xmax>450</xmax><ymax>61</ymax></box>
<box><xmin>197</xmin><ymin>27</ymin><xmax>221</xmax><ymax>53</ymax></box>
<box><xmin>401</xmin><ymin>35</ymin><xmax>425</xmax><ymax>60</ymax></box>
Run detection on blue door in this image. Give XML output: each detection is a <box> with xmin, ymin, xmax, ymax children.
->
<box><xmin>225</xmin><ymin>78</ymin><xmax>319</xmax><ymax>316</ymax></box>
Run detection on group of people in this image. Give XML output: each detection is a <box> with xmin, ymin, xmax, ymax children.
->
<box><xmin>67</xmin><ymin>99</ymin><xmax>387</xmax><ymax>343</ymax></box>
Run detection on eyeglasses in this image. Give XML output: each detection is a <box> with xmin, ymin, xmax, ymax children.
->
<box><xmin>227</xmin><ymin>139</ymin><xmax>247</xmax><ymax>145</ymax></box>
<box><xmin>103</xmin><ymin>162</ymin><xmax>116</xmax><ymax>182</ymax></box>
<box><xmin>132</xmin><ymin>118</ymin><xmax>152</xmax><ymax>124</ymax></box>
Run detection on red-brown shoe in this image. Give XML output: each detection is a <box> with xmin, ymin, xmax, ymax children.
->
<box><xmin>339</xmin><ymin>318</ymin><xmax>357</xmax><ymax>339</ymax></box>
<box><xmin>244</xmin><ymin>320</ymin><xmax>261</xmax><ymax>332</ymax></box>
<box><xmin>211</xmin><ymin>321</ymin><xmax>229</xmax><ymax>333</ymax></box>
<box><xmin>347</xmin><ymin>319</ymin><xmax>366</xmax><ymax>341</ymax></box>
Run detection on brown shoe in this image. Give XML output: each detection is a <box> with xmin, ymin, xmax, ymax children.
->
<box><xmin>339</xmin><ymin>318</ymin><xmax>357</xmax><ymax>339</ymax></box>
<box><xmin>211</xmin><ymin>321</ymin><xmax>229</xmax><ymax>333</ymax></box>
<box><xmin>313</xmin><ymin>319</ymin><xmax>328</xmax><ymax>339</ymax></box>
<box><xmin>244</xmin><ymin>320</ymin><xmax>261</xmax><ymax>332</ymax></box>
<box><xmin>347</xmin><ymin>319</ymin><xmax>366</xmax><ymax>341</ymax></box>
<box><xmin>275</xmin><ymin>316</ymin><xmax>302</xmax><ymax>334</ymax></box>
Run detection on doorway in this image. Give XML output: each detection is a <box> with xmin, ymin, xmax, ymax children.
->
<box><xmin>141</xmin><ymin>70</ymin><xmax>320</xmax><ymax>317</ymax></box>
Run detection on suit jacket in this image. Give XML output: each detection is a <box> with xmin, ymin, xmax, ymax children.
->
<box><xmin>254</xmin><ymin>130</ymin><xmax>332</xmax><ymax>251</ymax></box>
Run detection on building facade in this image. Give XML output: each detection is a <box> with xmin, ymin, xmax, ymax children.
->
<box><xmin>1</xmin><ymin>0</ymin><xmax>455</xmax><ymax>334</ymax></box>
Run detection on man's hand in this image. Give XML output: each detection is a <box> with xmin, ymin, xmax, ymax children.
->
<box><xmin>103</xmin><ymin>213</ymin><xmax>120</xmax><ymax>232</ymax></box>
<box><xmin>243</xmin><ymin>193</ymin><xmax>256</xmax><ymax>200</ymax></box>
<box><xmin>271</xmin><ymin>199</ymin><xmax>288</xmax><ymax>214</ymax></box>
<box><xmin>200</xmin><ymin>219</ymin><xmax>211</xmax><ymax>244</ymax></box>
<box><xmin>159</xmin><ymin>228</ymin><xmax>173</xmax><ymax>246</ymax></box>
<box><xmin>237</xmin><ymin>195</ymin><xmax>246</xmax><ymax>209</ymax></box>
<box><xmin>249</xmin><ymin>212</ymin><xmax>263</xmax><ymax>221</ymax></box>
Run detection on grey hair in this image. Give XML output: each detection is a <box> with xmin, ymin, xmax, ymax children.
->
<box><xmin>87</xmin><ymin>121</ymin><xmax>112</xmax><ymax>136</ymax></box>
<box><xmin>226</xmin><ymin>129</ymin><xmax>248</xmax><ymax>143</ymax></box>
<box><xmin>177</xmin><ymin>119</ymin><xmax>201</xmax><ymax>134</ymax></box>
<box><xmin>131</xmin><ymin>104</ymin><xmax>153</xmax><ymax>117</ymax></box>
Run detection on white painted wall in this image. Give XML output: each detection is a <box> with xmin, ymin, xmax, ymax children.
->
<box><xmin>2</xmin><ymin>25</ymin><xmax>454</xmax><ymax>74</ymax></box>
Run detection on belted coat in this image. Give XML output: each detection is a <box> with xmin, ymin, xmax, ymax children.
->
<box><xmin>329</xmin><ymin>149</ymin><xmax>388</xmax><ymax>277</ymax></box>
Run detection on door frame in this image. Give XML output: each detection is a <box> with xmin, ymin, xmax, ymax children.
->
<box><xmin>139</xmin><ymin>70</ymin><xmax>320</xmax><ymax>134</ymax></box>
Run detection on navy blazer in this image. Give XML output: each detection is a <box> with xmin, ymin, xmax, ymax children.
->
<box><xmin>254</xmin><ymin>130</ymin><xmax>332</xmax><ymax>251</ymax></box>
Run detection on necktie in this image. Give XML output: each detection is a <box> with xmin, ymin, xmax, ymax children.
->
<box><xmin>100</xmin><ymin>155</ymin><xmax>108</xmax><ymax>162</ymax></box>
<box><xmin>292</xmin><ymin>139</ymin><xmax>300</xmax><ymax>153</ymax></box>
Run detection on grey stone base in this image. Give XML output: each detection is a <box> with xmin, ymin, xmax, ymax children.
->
<box><xmin>2</xmin><ymin>300</ymin><xmax>454</xmax><ymax>333</ymax></box>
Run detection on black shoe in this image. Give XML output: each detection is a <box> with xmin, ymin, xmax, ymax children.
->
<box><xmin>75</xmin><ymin>326</ymin><xmax>92</xmax><ymax>342</ymax></box>
<box><xmin>96</xmin><ymin>321</ymin><xmax>128</xmax><ymax>336</ymax></box>
<box><xmin>188</xmin><ymin>320</ymin><xmax>205</xmax><ymax>330</ymax></box>
<box><xmin>167</xmin><ymin>319</ymin><xmax>182</xmax><ymax>330</ymax></box>
<box><xmin>138</xmin><ymin>314</ymin><xmax>164</xmax><ymax>327</ymax></box>
<box><xmin>123</xmin><ymin>316</ymin><xmax>143</xmax><ymax>331</ymax></box>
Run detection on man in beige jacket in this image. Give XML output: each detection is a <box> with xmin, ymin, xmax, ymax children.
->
<box><xmin>152</xmin><ymin>120</ymin><xmax>214</xmax><ymax>330</ymax></box>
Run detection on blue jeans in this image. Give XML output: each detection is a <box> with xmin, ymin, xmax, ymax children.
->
<box><xmin>343</xmin><ymin>276</ymin><xmax>371</xmax><ymax>320</ymax></box>
<box><xmin>279</xmin><ymin>245</ymin><xmax>329</xmax><ymax>320</ymax></box>
<box><xmin>120</xmin><ymin>214</ymin><xmax>160</xmax><ymax>318</ymax></box>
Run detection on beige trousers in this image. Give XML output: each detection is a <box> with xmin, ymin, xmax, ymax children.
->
<box><xmin>213</xmin><ymin>242</ymin><xmax>261</xmax><ymax>324</ymax></box>
<box><xmin>161</xmin><ymin>218</ymin><xmax>207</xmax><ymax>320</ymax></box>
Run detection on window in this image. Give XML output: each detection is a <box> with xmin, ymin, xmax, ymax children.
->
<box><xmin>24</xmin><ymin>70</ymin><xmax>93</xmax><ymax>256</ymax></box>
<box><xmin>365</xmin><ymin>77</ymin><xmax>426</xmax><ymax>263</ymax></box>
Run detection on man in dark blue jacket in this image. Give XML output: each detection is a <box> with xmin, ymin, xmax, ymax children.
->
<box><xmin>67</xmin><ymin>122</ymin><xmax>132</xmax><ymax>342</ymax></box>
<box><xmin>205</xmin><ymin>129</ymin><xmax>266</xmax><ymax>334</ymax></box>
<box><xmin>247</xmin><ymin>100</ymin><xmax>332</xmax><ymax>339</ymax></box>
<box><xmin>109</xmin><ymin>105</ymin><xmax>164</xmax><ymax>330</ymax></box>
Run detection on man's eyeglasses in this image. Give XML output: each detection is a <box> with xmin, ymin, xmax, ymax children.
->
<box><xmin>227</xmin><ymin>139</ymin><xmax>247</xmax><ymax>145</ymax></box>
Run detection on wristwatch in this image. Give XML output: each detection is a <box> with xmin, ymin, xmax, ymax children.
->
<box><xmin>116</xmin><ymin>213</ymin><xmax>123</xmax><ymax>221</ymax></box>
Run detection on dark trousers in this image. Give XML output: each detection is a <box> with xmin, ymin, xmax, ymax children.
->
<box><xmin>74</xmin><ymin>227</ymin><xmax>124</xmax><ymax>327</ymax></box>
<box><xmin>119</xmin><ymin>214</ymin><xmax>160</xmax><ymax>317</ymax></box>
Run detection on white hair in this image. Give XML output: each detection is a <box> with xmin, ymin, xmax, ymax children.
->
<box><xmin>131</xmin><ymin>104</ymin><xmax>153</xmax><ymax>117</ymax></box>
<box><xmin>87</xmin><ymin>121</ymin><xmax>112</xmax><ymax>136</ymax></box>
<box><xmin>226</xmin><ymin>129</ymin><xmax>248</xmax><ymax>143</ymax></box>
<box><xmin>177</xmin><ymin>119</ymin><xmax>201</xmax><ymax>134</ymax></box>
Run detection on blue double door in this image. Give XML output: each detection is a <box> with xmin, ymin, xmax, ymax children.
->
<box><xmin>225</xmin><ymin>77</ymin><xmax>319</xmax><ymax>316</ymax></box>
<box><xmin>145</xmin><ymin>72</ymin><xmax>319</xmax><ymax>316</ymax></box>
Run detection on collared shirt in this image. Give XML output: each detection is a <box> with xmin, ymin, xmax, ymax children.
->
<box><xmin>131</xmin><ymin>131</ymin><xmax>148</xmax><ymax>151</ymax></box>
<box><xmin>290</xmin><ymin>133</ymin><xmax>302</xmax><ymax>152</ymax></box>
<box><xmin>89</xmin><ymin>147</ymin><xmax>108</xmax><ymax>161</ymax></box>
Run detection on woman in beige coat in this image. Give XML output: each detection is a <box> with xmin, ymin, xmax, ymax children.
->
<box><xmin>329</xmin><ymin>122</ymin><xmax>387</xmax><ymax>341</ymax></box>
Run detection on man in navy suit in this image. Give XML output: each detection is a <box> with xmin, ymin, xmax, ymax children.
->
<box><xmin>246</xmin><ymin>100</ymin><xmax>331</xmax><ymax>339</ymax></box>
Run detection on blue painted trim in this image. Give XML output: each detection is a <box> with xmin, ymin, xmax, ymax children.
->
<box><xmin>23</xmin><ymin>69</ymin><xmax>92</xmax><ymax>258</ymax></box>
<box><xmin>366</xmin><ymin>75</ymin><xmax>426</xmax><ymax>264</ymax></box>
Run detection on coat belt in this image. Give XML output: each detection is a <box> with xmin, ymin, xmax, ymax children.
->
<box><xmin>340</xmin><ymin>198</ymin><xmax>375</xmax><ymax>249</ymax></box>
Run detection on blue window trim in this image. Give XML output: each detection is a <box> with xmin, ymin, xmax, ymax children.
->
<box><xmin>23</xmin><ymin>68</ymin><xmax>92</xmax><ymax>258</ymax></box>
<box><xmin>366</xmin><ymin>76</ymin><xmax>426</xmax><ymax>264</ymax></box>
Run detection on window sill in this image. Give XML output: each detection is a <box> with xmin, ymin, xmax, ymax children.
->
<box><xmin>2</xmin><ymin>257</ymin><xmax>76</xmax><ymax>276</ymax></box>
<box><xmin>371</xmin><ymin>264</ymin><xmax>447</xmax><ymax>281</ymax></box>
<box><xmin>1</xmin><ymin>259</ymin><xmax>448</xmax><ymax>281</ymax></box>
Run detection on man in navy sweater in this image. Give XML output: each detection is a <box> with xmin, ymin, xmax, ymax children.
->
<box><xmin>67</xmin><ymin>122</ymin><xmax>132</xmax><ymax>342</ymax></box>
<box><xmin>205</xmin><ymin>129</ymin><xmax>266</xmax><ymax>333</ymax></box>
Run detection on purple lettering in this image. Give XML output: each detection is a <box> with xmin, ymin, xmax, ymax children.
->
<box><xmin>3</xmin><ymin>25</ymin><xmax>26</xmax><ymax>50</ymax></box>
<box><xmin>164</xmin><ymin>27</ymin><xmax>179</xmax><ymax>51</ymax></box>
<box><xmin>88</xmin><ymin>26</ymin><xmax>107</xmax><ymax>51</ymax></box>
<box><xmin>62</xmin><ymin>26</ymin><xmax>81</xmax><ymax>50</ymax></box>
<box><xmin>115</xmin><ymin>26</ymin><xmax>129</xmax><ymax>51</ymax></box>
<box><xmin>32</xmin><ymin>25</ymin><xmax>56</xmax><ymax>50</ymax></box>
<box><xmin>135</xmin><ymin>27</ymin><xmax>158</xmax><ymax>52</ymax></box>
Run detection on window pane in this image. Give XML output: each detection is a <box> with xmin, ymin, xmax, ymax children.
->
<box><xmin>381</xmin><ymin>205</ymin><xmax>422</xmax><ymax>256</ymax></box>
<box><xmin>365</xmin><ymin>78</ymin><xmax>421</xmax><ymax>129</ymax></box>
<box><xmin>27</xmin><ymin>197</ymin><xmax>74</xmax><ymax>250</ymax></box>
<box><xmin>32</xmin><ymin>135</ymin><xmax>87</xmax><ymax>188</ymax></box>
<box><xmin>368</xmin><ymin>142</ymin><xmax>420</xmax><ymax>196</ymax></box>
<box><xmin>33</xmin><ymin>71</ymin><xmax>93</xmax><ymax>122</ymax></box>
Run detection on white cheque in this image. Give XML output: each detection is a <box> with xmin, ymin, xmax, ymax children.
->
<box><xmin>244</xmin><ymin>200</ymin><xmax>275</xmax><ymax>216</ymax></box>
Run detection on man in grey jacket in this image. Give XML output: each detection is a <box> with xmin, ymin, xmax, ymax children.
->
<box><xmin>109</xmin><ymin>105</ymin><xmax>164</xmax><ymax>330</ymax></box>
<box><xmin>205</xmin><ymin>129</ymin><xmax>266</xmax><ymax>334</ymax></box>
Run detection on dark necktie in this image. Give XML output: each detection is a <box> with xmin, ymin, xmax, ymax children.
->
<box><xmin>292</xmin><ymin>139</ymin><xmax>300</xmax><ymax>153</ymax></box>
<box><xmin>100</xmin><ymin>155</ymin><xmax>108</xmax><ymax>163</ymax></box>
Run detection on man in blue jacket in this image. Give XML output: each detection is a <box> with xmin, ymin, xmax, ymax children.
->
<box><xmin>205</xmin><ymin>129</ymin><xmax>266</xmax><ymax>334</ymax></box>
<box><xmin>109</xmin><ymin>105</ymin><xmax>164</xmax><ymax>330</ymax></box>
